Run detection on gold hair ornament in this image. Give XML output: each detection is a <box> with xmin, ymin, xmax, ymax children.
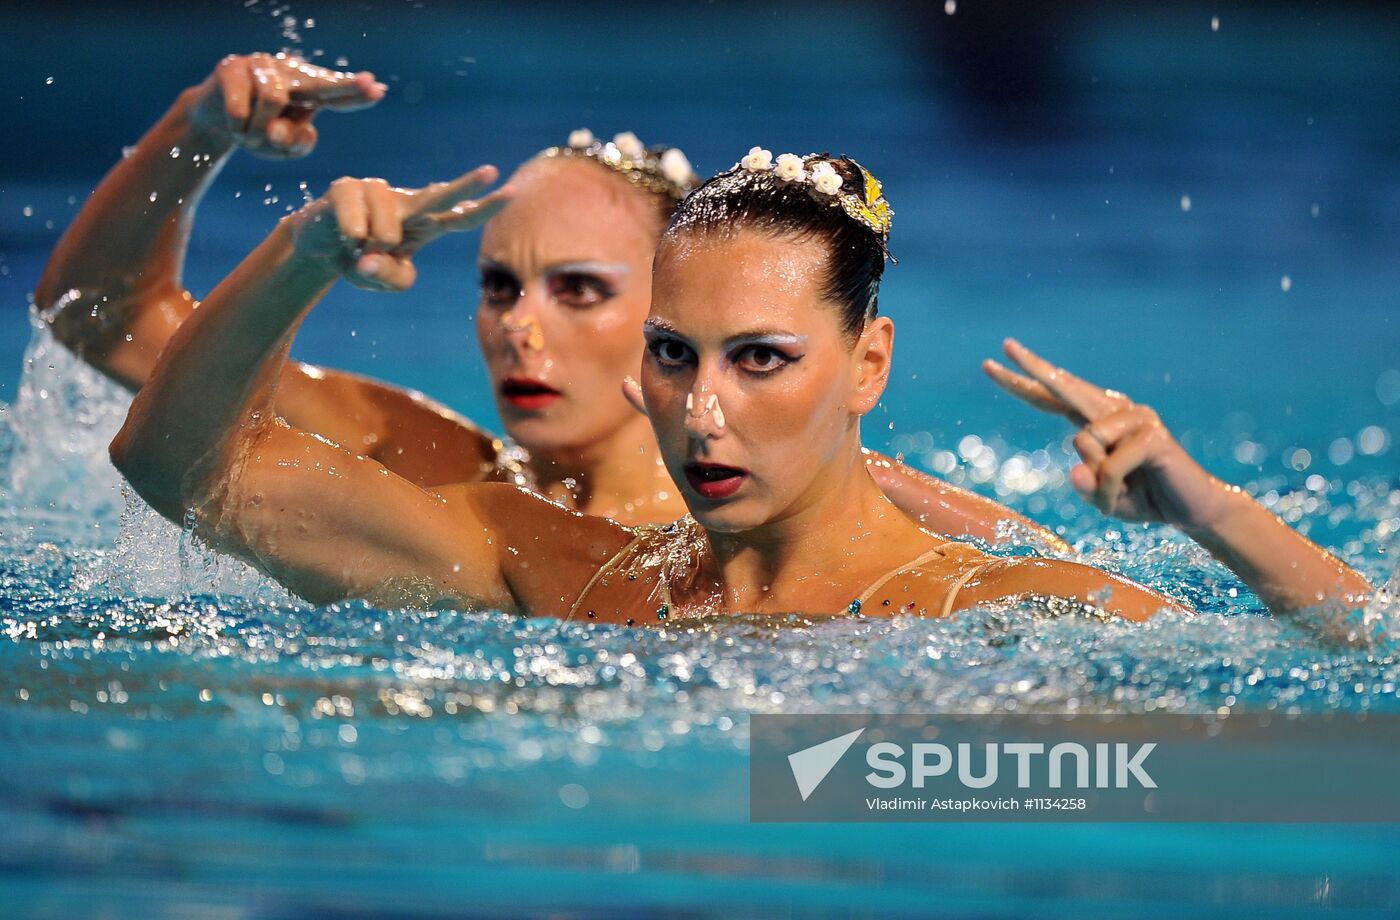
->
<box><xmin>542</xmin><ymin>129</ymin><xmax>700</xmax><ymax>201</ymax></box>
<box><xmin>737</xmin><ymin>147</ymin><xmax>893</xmax><ymax>242</ymax></box>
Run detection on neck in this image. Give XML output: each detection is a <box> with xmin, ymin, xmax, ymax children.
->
<box><xmin>706</xmin><ymin>430</ymin><xmax>914</xmax><ymax>609</ymax></box>
<box><xmin>527</xmin><ymin>412</ymin><xmax>678</xmax><ymax>523</ymax></box>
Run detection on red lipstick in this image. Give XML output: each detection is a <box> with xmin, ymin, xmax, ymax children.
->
<box><xmin>499</xmin><ymin>377</ymin><xmax>562</xmax><ymax>411</ymax></box>
<box><xmin>683</xmin><ymin>461</ymin><xmax>749</xmax><ymax>500</ymax></box>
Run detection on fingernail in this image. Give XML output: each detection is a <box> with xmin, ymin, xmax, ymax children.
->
<box><xmin>373</xmin><ymin>81</ymin><xmax>389</xmax><ymax>93</ymax></box>
<box><xmin>361</xmin><ymin>255</ymin><xmax>381</xmax><ymax>276</ymax></box>
<box><xmin>268</xmin><ymin>122</ymin><xmax>289</xmax><ymax>145</ymax></box>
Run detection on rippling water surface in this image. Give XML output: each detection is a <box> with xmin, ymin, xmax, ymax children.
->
<box><xmin>4</xmin><ymin>327</ymin><xmax>1400</xmax><ymax>917</ymax></box>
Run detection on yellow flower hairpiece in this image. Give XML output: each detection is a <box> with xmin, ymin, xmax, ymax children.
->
<box><xmin>837</xmin><ymin>166</ymin><xmax>893</xmax><ymax>240</ymax></box>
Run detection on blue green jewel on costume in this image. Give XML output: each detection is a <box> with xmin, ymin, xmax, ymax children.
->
<box><xmin>657</xmin><ymin>605</ymin><xmax>669</xmax><ymax>621</ymax></box>
<box><xmin>848</xmin><ymin>599</ymin><xmax>862</xmax><ymax>615</ymax></box>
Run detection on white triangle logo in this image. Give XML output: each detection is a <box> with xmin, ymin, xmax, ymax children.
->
<box><xmin>787</xmin><ymin>728</ymin><xmax>865</xmax><ymax>801</ymax></box>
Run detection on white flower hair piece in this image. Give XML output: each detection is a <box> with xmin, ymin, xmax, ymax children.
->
<box><xmin>541</xmin><ymin>130</ymin><xmax>699</xmax><ymax>201</ymax></box>
<box><xmin>660</xmin><ymin>148</ymin><xmax>694</xmax><ymax>187</ymax></box>
<box><xmin>809</xmin><ymin>160</ymin><xmax>844</xmax><ymax>195</ymax></box>
<box><xmin>773</xmin><ymin>153</ymin><xmax>806</xmax><ymax>182</ymax></box>
<box><xmin>742</xmin><ymin>146</ymin><xmax>773</xmax><ymax>171</ymax></box>
<box><xmin>725</xmin><ymin>149</ymin><xmax>894</xmax><ymax>242</ymax></box>
<box><xmin>613</xmin><ymin>131</ymin><xmax>645</xmax><ymax>160</ymax></box>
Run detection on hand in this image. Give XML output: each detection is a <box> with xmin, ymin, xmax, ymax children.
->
<box><xmin>288</xmin><ymin>167</ymin><xmax>512</xmax><ymax>291</ymax></box>
<box><xmin>983</xmin><ymin>338</ymin><xmax>1229</xmax><ymax>530</ymax></box>
<box><xmin>192</xmin><ymin>53</ymin><xmax>386</xmax><ymax>158</ymax></box>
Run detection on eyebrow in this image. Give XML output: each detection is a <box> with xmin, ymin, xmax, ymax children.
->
<box><xmin>477</xmin><ymin>257</ymin><xmax>630</xmax><ymax>276</ymax></box>
<box><xmin>643</xmin><ymin>320</ymin><xmax>805</xmax><ymax>348</ymax></box>
<box><xmin>546</xmin><ymin>261</ymin><xmax>630</xmax><ymax>276</ymax></box>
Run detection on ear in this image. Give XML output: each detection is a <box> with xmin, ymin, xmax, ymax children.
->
<box><xmin>849</xmin><ymin>316</ymin><xmax>894</xmax><ymax>417</ymax></box>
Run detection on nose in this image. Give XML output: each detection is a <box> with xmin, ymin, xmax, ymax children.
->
<box><xmin>683</xmin><ymin>378</ymin><xmax>727</xmax><ymax>439</ymax></box>
<box><xmin>498</xmin><ymin>287</ymin><xmax>546</xmax><ymax>356</ymax></box>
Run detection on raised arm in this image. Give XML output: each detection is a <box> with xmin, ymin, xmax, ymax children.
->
<box><xmin>109</xmin><ymin>169</ymin><xmax>617</xmax><ymax>612</ymax></box>
<box><xmin>984</xmin><ymin>339</ymin><xmax>1374</xmax><ymax>636</ymax></box>
<box><xmin>36</xmin><ymin>53</ymin><xmax>385</xmax><ymax>388</ymax></box>
<box><xmin>34</xmin><ymin>53</ymin><xmax>504</xmax><ymax>489</ymax></box>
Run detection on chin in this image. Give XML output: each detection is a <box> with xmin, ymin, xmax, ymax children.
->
<box><xmin>684</xmin><ymin>500</ymin><xmax>766</xmax><ymax>534</ymax></box>
<box><xmin>499</xmin><ymin>412</ymin><xmax>564</xmax><ymax>450</ymax></box>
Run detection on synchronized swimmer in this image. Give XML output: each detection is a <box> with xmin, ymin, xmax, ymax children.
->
<box><xmin>37</xmin><ymin>53</ymin><xmax>1373</xmax><ymax>634</ymax></box>
<box><xmin>38</xmin><ymin>53</ymin><xmax>1050</xmax><ymax>544</ymax></box>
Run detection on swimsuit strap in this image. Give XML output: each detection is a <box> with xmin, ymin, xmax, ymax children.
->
<box><xmin>565</xmin><ymin>530</ymin><xmax>650</xmax><ymax>622</ymax></box>
<box><xmin>940</xmin><ymin>556</ymin><xmax>1001</xmax><ymax>618</ymax></box>
<box><xmin>855</xmin><ymin>545</ymin><xmax>954</xmax><ymax>607</ymax></box>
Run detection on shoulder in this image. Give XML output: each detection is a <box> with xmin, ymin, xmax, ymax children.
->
<box><xmin>282</xmin><ymin>362</ymin><xmax>507</xmax><ymax>486</ymax></box>
<box><xmin>433</xmin><ymin>482</ymin><xmax>630</xmax><ymax>549</ymax></box>
<box><xmin>946</xmin><ymin>556</ymin><xmax>1185</xmax><ymax>621</ymax></box>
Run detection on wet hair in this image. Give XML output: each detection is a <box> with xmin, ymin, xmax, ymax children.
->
<box><xmin>663</xmin><ymin>155</ymin><xmax>890</xmax><ymax>341</ymax></box>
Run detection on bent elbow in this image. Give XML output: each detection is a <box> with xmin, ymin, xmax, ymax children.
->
<box><xmin>108</xmin><ymin>423</ymin><xmax>183</xmax><ymax>521</ymax></box>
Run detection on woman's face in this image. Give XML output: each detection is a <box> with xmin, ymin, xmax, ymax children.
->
<box><xmin>476</xmin><ymin>157</ymin><xmax>662</xmax><ymax>458</ymax></box>
<box><xmin>643</xmin><ymin>228</ymin><xmax>891</xmax><ymax>533</ymax></box>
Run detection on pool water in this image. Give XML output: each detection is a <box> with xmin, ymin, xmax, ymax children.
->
<box><xmin>3</xmin><ymin>1</ymin><xmax>1400</xmax><ymax>916</ymax></box>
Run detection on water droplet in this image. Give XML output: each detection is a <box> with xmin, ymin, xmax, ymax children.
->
<box><xmin>21</xmin><ymin>206</ymin><xmax>32</xmax><ymax>217</ymax></box>
<box><xmin>45</xmin><ymin>76</ymin><xmax>54</xmax><ymax>85</ymax></box>
<box><xmin>169</xmin><ymin>146</ymin><xmax>181</xmax><ymax>158</ymax></box>
<box><xmin>1179</xmin><ymin>194</ymin><xmax>1192</xmax><ymax>212</ymax></box>
<box><xmin>1280</xmin><ymin>275</ymin><xmax>1292</xmax><ymax>292</ymax></box>
<box><xmin>149</xmin><ymin>192</ymin><xmax>158</xmax><ymax>203</ymax></box>
<box><xmin>944</xmin><ymin>0</ymin><xmax>956</xmax><ymax>13</ymax></box>
<box><xmin>1211</xmin><ymin>15</ymin><xmax>1220</xmax><ymax>31</ymax></box>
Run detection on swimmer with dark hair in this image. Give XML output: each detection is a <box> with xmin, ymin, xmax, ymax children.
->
<box><xmin>37</xmin><ymin>52</ymin><xmax>1050</xmax><ymax>543</ymax></box>
<box><xmin>108</xmin><ymin>149</ymin><xmax>1374</xmax><ymax>637</ymax></box>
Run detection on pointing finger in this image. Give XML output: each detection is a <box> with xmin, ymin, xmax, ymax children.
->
<box><xmin>1002</xmin><ymin>338</ymin><xmax>1121</xmax><ymax>421</ymax></box>
<box><xmin>427</xmin><ymin>185</ymin><xmax>514</xmax><ymax>234</ymax></box>
<box><xmin>416</xmin><ymin>165</ymin><xmax>501</xmax><ymax>213</ymax></box>
<box><xmin>983</xmin><ymin>358</ymin><xmax>1083</xmax><ymax>423</ymax></box>
<box><xmin>281</xmin><ymin>59</ymin><xmax>387</xmax><ymax>110</ymax></box>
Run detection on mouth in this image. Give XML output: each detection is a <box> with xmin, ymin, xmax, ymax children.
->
<box><xmin>683</xmin><ymin>461</ymin><xmax>750</xmax><ymax>501</ymax></box>
<box><xmin>499</xmin><ymin>377</ymin><xmax>562</xmax><ymax>411</ymax></box>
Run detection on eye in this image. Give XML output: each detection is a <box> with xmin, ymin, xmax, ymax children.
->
<box><xmin>548</xmin><ymin>273</ymin><xmax>615</xmax><ymax>309</ymax></box>
<box><xmin>478</xmin><ymin>269</ymin><xmax>520</xmax><ymax>307</ymax></box>
<box><xmin>647</xmin><ymin>337</ymin><xmax>695</xmax><ymax>369</ymax></box>
<box><xmin>735</xmin><ymin>344</ymin><xmax>794</xmax><ymax>375</ymax></box>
